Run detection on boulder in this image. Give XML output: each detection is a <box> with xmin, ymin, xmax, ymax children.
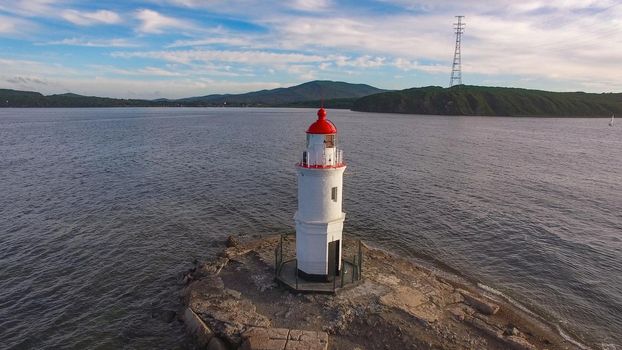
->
<box><xmin>183</xmin><ymin>307</ymin><xmax>214</xmax><ymax>347</ymax></box>
<box><xmin>207</xmin><ymin>337</ymin><xmax>228</xmax><ymax>350</ymax></box>
<box><xmin>226</xmin><ymin>235</ymin><xmax>240</xmax><ymax>248</ymax></box>
<box><xmin>458</xmin><ymin>289</ymin><xmax>499</xmax><ymax>315</ymax></box>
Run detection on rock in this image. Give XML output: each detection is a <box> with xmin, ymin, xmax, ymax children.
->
<box><xmin>226</xmin><ymin>235</ymin><xmax>240</xmax><ymax>248</ymax></box>
<box><xmin>200</xmin><ymin>257</ymin><xmax>230</xmax><ymax>276</ymax></box>
<box><xmin>207</xmin><ymin>336</ymin><xmax>228</xmax><ymax>350</ymax></box>
<box><xmin>223</xmin><ymin>246</ymin><xmax>252</xmax><ymax>259</ymax></box>
<box><xmin>457</xmin><ymin>289</ymin><xmax>500</xmax><ymax>315</ymax></box>
<box><xmin>464</xmin><ymin>316</ymin><xmax>502</xmax><ymax>338</ymax></box>
<box><xmin>448</xmin><ymin>307</ymin><xmax>465</xmax><ymax>321</ymax></box>
<box><xmin>224</xmin><ymin>288</ymin><xmax>242</xmax><ymax>299</ymax></box>
<box><xmin>379</xmin><ymin>286</ymin><xmax>439</xmax><ymax>324</ymax></box>
<box><xmin>182</xmin><ymin>307</ymin><xmax>214</xmax><ymax>347</ymax></box>
<box><xmin>183</xmin><ymin>235</ymin><xmax>572</xmax><ymax>350</ymax></box>
<box><xmin>241</xmin><ymin>327</ymin><xmax>288</xmax><ymax>350</ymax></box>
<box><xmin>188</xmin><ymin>277</ymin><xmax>271</xmax><ymax>345</ymax></box>
<box><xmin>240</xmin><ymin>327</ymin><xmax>328</xmax><ymax>350</ymax></box>
<box><xmin>446</xmin><ymin>292</ymin><xmax>464</xmax><ymax>304</ymax></box>
<box><xmin>506</xmin><ymin>335</ymin><xmax>537</xmax><ymax>350</ymax></box>
<box><xmin>465</xmin><ymin>317</ymin><xmax>536</xmax><ymax>350</ymax></box>
<box><xmin>182</xmin><ymin>274</ymin><xmax>193</xmax><ymax>285</ymax></box>
<box><xmin>504</xmin><ymin>325</ymin><xmax>520</xmax><ymax>336</ymax></box>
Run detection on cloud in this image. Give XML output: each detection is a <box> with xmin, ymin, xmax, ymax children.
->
<box><xmin>285</xmin><ymin>64</ymin><xmax>317</xmax><ymax>80</ymax></box>
<box><xmin>334</xmin><ymin>55</ymin><xmax>385</xmax><ymax>68</ymax></box>
<box><xmin>2</xmin><ymin>0</ymin><xmax>622</xmax><ymax>95</ymax></box>
<box><xmin>0</xmin><ymin>57</ymin><xmax>283</xmax><ymax>98</ymax></box>
<box><xmin>6</xmin><ymin>76</ymin><xmax>48</xmax><ymax>85</ymax></box>
<box><xmin>0</xmin><ymin>0</ymin><xmax>61</xmax><ymax>17</ymax></box>
<box><xmin>288</xmin><ymin>0</ymin><xmax>333</xmax><ymax>11</ymax></box>
<box><xmin>0</xmin><ymin>14</ymin><xmax>36</xmax><ymax>36</ymax></box>
<box><xmin>0</xmin><ymin>15</ymin><xmax>19</xmax><ymax>34</ymax></box>
<box><xmin>135</xmin><ymin>9</ymin><xmax>194</xmax><ymax>34</ymax></box>
<box><xmin>112</xmin><ymin>49</ymin><xmax>327</xmax><ymax>65</ymax></box>
<box><xmin>45</xmin><ymin>38</ymin><xmax>139</xmax><ymax>47</ymax></box>
<box><xmin>62</xmin><ymin>9</ymin><xmax>121</xmax><ymax>26</ymax></box>
<box><xmin>89</xmin><ymin>65</ymin><xmax>185</xmax><ymax>77</ymax></box>
<box><xmin>166</xmin><ymin>37</ymin><xmax>253</xmax><ymax>48</ymax></box>
<box><xmin>393</xmin><ymin>58</ymin><xmax>448</xmax><ymax>73</ymax></box>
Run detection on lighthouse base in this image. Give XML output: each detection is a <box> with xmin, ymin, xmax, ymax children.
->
<box><xmin>294</xmin><ymin>214</ymin><xmax>345</xmax><ymax>280</ymax></box>
<box><xmin>297</xmin><ymin>269</ymin><xmax>329</xmax><ymax>282</ymax></box>
<box><xmin>274</xmin><ymin>234</ymin><xmax>363</xmax><ymax>293</ymax></box>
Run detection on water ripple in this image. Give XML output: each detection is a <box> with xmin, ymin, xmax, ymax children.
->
<box><xmin>0</xmin><ymin>108</ymin><xmax>620</xmax><ymax>349</ymax></box>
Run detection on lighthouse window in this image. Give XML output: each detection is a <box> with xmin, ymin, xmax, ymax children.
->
<box><xmin>324</xmin><ymin>134</ymin><xmax>335</xmax><ymax>148</ymax></box>
<box><xmin>331</xmin><ymin>187</ymin><xmax>338</xmax><ymax>202</ymax></box>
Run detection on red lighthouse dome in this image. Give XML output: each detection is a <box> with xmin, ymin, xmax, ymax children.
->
<box><xmin>306</xmin><ymin>108</ymin><xmax>337</xmax><ymax>134</ymax></box>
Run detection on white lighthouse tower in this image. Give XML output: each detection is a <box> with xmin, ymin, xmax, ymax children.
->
<box><xmin>295</xmin><ymin>108</ymin><xmax>346</xmax><ymax>282</ymax></box>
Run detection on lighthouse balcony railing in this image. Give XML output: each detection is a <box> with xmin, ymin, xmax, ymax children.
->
<box><xmin>299</xmin><ymin>149</ymin><xmax>344</xmax><ymax>168</ymax></box>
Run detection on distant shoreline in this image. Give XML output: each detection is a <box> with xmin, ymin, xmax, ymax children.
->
<box><xmin>2</xmin><ymin>81</ymin><xmax>620</xmax><ymax>117</ymax></box>
<box><xmin>1</xmin><ymin>105</ymin><xmax>616</xmax><ymax>118</ymax></box>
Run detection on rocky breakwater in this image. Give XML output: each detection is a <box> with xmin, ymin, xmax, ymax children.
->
<box><xmin>179</xmin><ymin>234</ymin><xmax>580</xmax><ymax>350</ymax></box>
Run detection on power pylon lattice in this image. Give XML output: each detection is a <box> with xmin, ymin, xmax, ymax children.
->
<box><xmin>450</xmin><ymin>16</ymin><xmax>465</xmax><ymax>87</ymax></box>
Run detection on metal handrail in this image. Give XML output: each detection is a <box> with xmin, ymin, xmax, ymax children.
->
<box><xmin>274</xmin><ymin>235</ymin><xmax>363</xmax><ymax>292</ymax></box>
<box><xmin>299</xmin><ymin>148</ymin><xmax>345</xmax><ymax>168</ymax></box>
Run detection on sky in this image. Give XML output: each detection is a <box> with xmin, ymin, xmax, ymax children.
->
<box><xmin>0</xmin><ymin>0</ymin><xmax>621</xmax><ymax>99</ymax></box>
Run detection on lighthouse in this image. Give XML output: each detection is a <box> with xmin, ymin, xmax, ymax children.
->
<box><xmin>295</xmin><ymin>108</ymin><xmax>346</xmax><ymax>282</ymax></box>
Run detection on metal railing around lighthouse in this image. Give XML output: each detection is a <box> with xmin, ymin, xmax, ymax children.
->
<box><xmin>300</xmin><ymin>149</ymin><xmax>344</xmax><ymax>168</ymax></box>
<box><xmin>274</xmin><ymin>234</ymin><xmax>362</xmax><ymax>293</ymax></box>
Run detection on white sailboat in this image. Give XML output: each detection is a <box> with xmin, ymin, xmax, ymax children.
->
<box><xmin>609</xmin><ymin>114</ymin><xmax>615</xmax><ymax>127</ymax></box>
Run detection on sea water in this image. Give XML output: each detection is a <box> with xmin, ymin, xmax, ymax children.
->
<box><xmin>1</xmin><ymin>108</ymin><xmax>620</xmax><ymax>349</ymax></box>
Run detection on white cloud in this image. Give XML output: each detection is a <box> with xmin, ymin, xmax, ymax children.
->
<box><xmin>135</xmin><ymin>9</ymin><xmax>193</xmax><ymax>34</ymax></box>
<box><xmin>166</xmin><ymin>37</ymin><xmax>253</xmax><ymax>48</ymax></box>
<box><xmin>393</xmin><ymin>58</ymin><xmax>448</xmax><ymax>73</ymax></box>
<box><xmin>45</xmin><ymin>38</ymin><xmax>139</xmax><ymax>47</ymax></box>
<box><xmin>88</xmin><ymin>65</ymin><xmax>184</xmax><ymax>77</ymax></box>
<box><xmin>0</xmin><ymin>0</ymin><xmax>61</xmax><ymax>17</ymax></box>
<box><xmin>2</xmin><ymin>0</ymin><xmax>622</xmax><ymax>94</ymax></box>
<box><xmin>285</xmin><ymin>64</ymin><xmax>317</xmax><ymax>80</ymax></box>
<box><xmin>62</xmin><ymin>9</ymin><xmax>121</xmax><ymax>26</ymax></box>
<box><xmin>0</xmin><ymin>57</ymin><xmax>283</xmax><ymax>98</ymax></box>
<box><xmin>288</xmin><ymin>0</ymin><xmax>332</xmax><ymax>11</ymax></box>
<box><xmin>0</xmin><ymin>14</ymin><xmax>37</xmax><ymax>36</ymax></box>
<box><xmin>334</xmin><ymin>55</ymin><xmax>385</xmax><ymax>68</ymax></box>
<box><xmin>112</xmin><ymin>49</ymin><xmax>327</xmax><ymax>65</ymax></box>
<box><xmin>0</xmin><ymin>15</ymin><xmax>19</xmax><ymax>34</ymax></box>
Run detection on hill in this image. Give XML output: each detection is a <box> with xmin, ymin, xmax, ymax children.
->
<box><xmin>0</xmin><ymin>81</ymin><xmax>383</xmax><ymax>108</ymax></box>
<box><xmin>176</xmin><ymin>80</ymin><xmax>384</xmax><ymax>106</ymax></box>
<box><xmin>351</xmin><ymin>85</ymin><xmax>622</xmax><ymax>117</ymax></box>
<box><xmin>0</xmin><ymin>89</ymin><xmax>168</xmax><ymax>108</ymax></box>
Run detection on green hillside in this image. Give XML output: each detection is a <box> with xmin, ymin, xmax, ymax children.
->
<box><xmin>0</xmin><ymin>89</ymin><xmax>168</xmax><ymax>107</ymax></box>
<box><xmin>351</xmin><ymin>85</ymin><xmax>622</xmax><ymax>117</ymax></box>
<box><xmin>0</xmin><ymin>80</ymin><xmax>384</xmax><ymax>108</ymax></box>
<box><xmin>176</xmin><ymin>80</ymin><xmax>384</xmax><ymax>106</ymax></box>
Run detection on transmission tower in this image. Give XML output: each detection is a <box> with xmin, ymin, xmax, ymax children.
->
<box><xmin>450</xmin><ymin>15</ymin><xmax>465</xmax><ymax>87</ymax></box>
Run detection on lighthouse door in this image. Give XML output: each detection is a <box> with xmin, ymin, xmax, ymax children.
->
<box><xmin>328</xmin><ymin>240</ymin><xmax>340</xmax><ymax>277</ymax></box>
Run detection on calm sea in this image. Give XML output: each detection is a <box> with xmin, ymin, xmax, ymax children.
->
<box><xmin>0</xmin><ymin>108</ymin><xmax>620</xmax><ymax>349</ymax></box>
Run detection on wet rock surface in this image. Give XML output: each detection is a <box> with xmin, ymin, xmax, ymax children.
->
<box><xmin>180</xmin><ymin>234</ymin><xmax>581</xmax><ymax>350</ymax></box>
